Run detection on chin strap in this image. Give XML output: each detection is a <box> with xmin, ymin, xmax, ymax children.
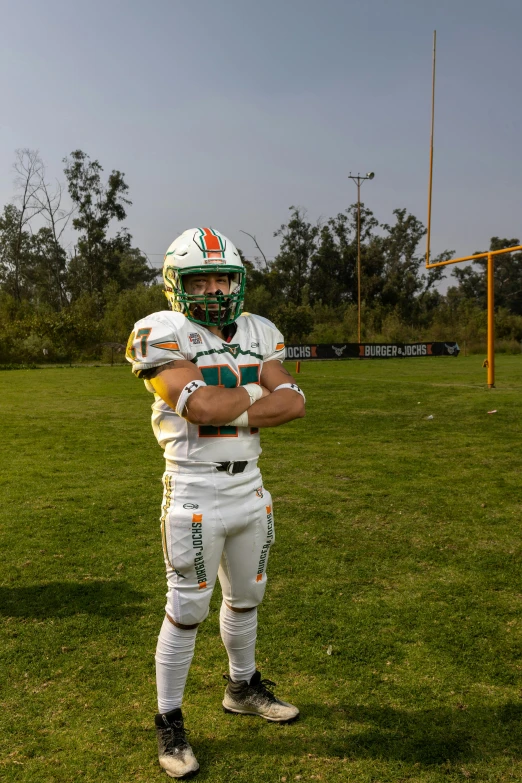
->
<box><xmin>190</xmin><ymin>291</ymin><xmax>232</xmax><ymax>326</ymax></box>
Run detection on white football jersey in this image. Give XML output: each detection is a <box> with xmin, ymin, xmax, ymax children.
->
<box><xmin>126</xmin><ymin>311</ymin><xmax>286</xmax><ymax>465</ymax></box>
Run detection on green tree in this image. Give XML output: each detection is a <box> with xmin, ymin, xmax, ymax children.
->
<box><xmin>453</xmin><ymin>237</ymin><xmax>522</xmax><ymax>315</ymax></box>
<box><xmin>309</xmin><ymin>205</ymin><xmax>380</xmax><ymax>308</ymax></box>
<box><xmin>64</xmin><ymin>150</ymin><xmax>156</xmax><ymax>303</ymax></box>
<box><xmin>0</xmin><ymin>204</ymin><xmax>33</xmax><ymax>303</ymax></box>
<box><xmin>29</xmin><ymin>226</ymin><xmax>68</xmax><ymax>311</ymax></box>
<box><xmin>272</xmin><ymin>207</ymin><xmax>319</xmax><ymax>305</ymax></box>
<box><xmin>102</xmin><ymin>283</ymin><xmax>166</xmax><ymax>343</ymax></box>
<box><xmin>63</xmin><ymin>150</ymin><xmax>130</xmax><ymax>298</ymax></box>
<box><xmin>104</xmin><ymin>229</ymin><xmax>158</xmax><ymax>291</ymax></box>
<box><xmin>273</xmin><ymin>302</ymin><xmax>314</xmax><ymax>342</ymax></box>
<box><xmin>379</xmin><ymin>208</ymin><xmax>447</xmax><ymax>320</ymax></box>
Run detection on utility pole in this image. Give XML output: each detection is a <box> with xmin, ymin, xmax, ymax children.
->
<box><xmin>348</xmin><ymin>172</ymin><xmax>375</xmax><ymax>343</ymax></box>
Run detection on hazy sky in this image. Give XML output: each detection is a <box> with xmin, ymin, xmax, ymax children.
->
<box><xmin>1</xmin><ymin>0</ymin><xmax>521</xmax><ymax>287</ymax></box>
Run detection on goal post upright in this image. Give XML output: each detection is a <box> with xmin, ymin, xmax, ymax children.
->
<box><xmin>426</xmin><ymin>30</ymin><xmax>436</xmax><ymax>267</ymax></box>
<box><xmin>488</xmin><ymin>254</ymin><xmax>494</xmax><ymax>388</ymax></box>
<box><xmin>424</xmin><ymin>29</ymin><xmax>520</xmax><ymax>388</ymax></box>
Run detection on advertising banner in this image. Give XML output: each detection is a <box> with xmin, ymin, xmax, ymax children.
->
<box><xmin>285</xmin><ymin>342</ymin><xmax>460</xmax><ymax>360</ymax></box>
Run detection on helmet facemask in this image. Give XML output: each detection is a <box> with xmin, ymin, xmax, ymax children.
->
<box><xmin>164</xmin><ymin>264</ymin><xmax>245</xmax><ymax>328</ymax></box>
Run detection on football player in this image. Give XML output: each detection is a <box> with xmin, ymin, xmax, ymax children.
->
<box><xmin>126</xmin><ymin>228</ymin><xmax>306</xmax><ymax>778</ymax></box>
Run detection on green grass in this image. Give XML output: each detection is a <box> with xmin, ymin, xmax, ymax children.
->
<box><xmin>1</xmin><ymin>356</ymin><xmax>521</xmax><ymax>783</ymax></box>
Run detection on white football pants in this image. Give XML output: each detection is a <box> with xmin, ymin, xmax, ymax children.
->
<box><xmin>160</xmin><ymin>464</ymin><xmax>275</xmax><ymax>626</ymax></box>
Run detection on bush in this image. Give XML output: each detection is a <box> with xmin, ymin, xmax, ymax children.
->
<box><xmin>102</xmin><ymin>284</ymin><xmax>166</xmax><ymax>343</ymax></box>
<box><xmin>272</xmin><ymin>303</ymin><xmax>314</xmax><ymax>342</ymax></box>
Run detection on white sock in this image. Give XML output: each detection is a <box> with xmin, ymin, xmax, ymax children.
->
<box><xmin>219</xmin><ymin>601</ymin><xmax>257</xmax><ymax>683</ymax></box>
<box><xmin>155</xmin><ymin>616</ymin><xmax>198</xmax><ymax>713</ymax></box>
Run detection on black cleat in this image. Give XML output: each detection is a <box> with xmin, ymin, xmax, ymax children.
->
<box><xmin>155</xmin><ymin>708</ymin><xmax>199</xmax><ymax>778</ymax></box>
<box><xmin>222</xmin><ymin>670</ymin><xmax>299</xmax><ymax>723</ymax></box>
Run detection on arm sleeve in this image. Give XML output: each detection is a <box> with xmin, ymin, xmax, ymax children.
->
<box><xmin>125</xmin><ymin>315</ymin><xmax>186</xmax><ymax>378</ymax></box>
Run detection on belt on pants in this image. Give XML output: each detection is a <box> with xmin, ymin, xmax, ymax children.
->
<box><xmin>215</xmin><ymin>461</ymin><xmax>248</xmax><ymax>475</ymax></box>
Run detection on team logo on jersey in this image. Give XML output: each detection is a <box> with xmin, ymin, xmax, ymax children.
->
<box><xmin>188</xmin><ymin>332</ymin><xmax>203</xmax><ymax>345</ymax></box>
<box><xmin>183</xmin><ymin>502</ymin><xmax>199</xmax><ymax>509</ymax></box>
<box><xmin>255</xmin><ymin>487</ymin><xmax>264</xmax><ymax>498</ymax></box>
<box><xmin>222</xmin><ymin>343</ymin><xmax>240</xmax><ymax>357</ymax></box>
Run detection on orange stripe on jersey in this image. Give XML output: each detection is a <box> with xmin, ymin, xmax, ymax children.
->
<box><xmin>266</xmin><ymin>505</ymin><xmax>272</xmax><ymax>515</ymax></box>
<box><xmin>152</xmin><ymin>341</ymin><xmax>179</xmax><ymax>351</ymax></box>
<box><xmin>192</xmin><ymin>513</ymin><xmax>203</xmax><ymax>523</ymax></box>
<box><xmin>198</xmin><ymin>581</ymin><xmax>207</xmax><ymax>589</ymax></box>
<box><xmin>275</xmin><ymin>343</ymin><xmax>285</xmax><ymax>351</ymax></box>
<box><xmin>256</xmin><ymin>574</ymin><xmax>263</xmax><ymax>582</ymax></box>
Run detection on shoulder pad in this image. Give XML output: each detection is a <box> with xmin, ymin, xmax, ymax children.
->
<box><xmin>126</xmin><ymin>310</ymin><xmax>188</xmax><ymax>376</ymax></box>
<box><xmin>243</xmin><ymin>313</ymin><xmax>278</xmax><ymax>331</ymax></box>
<box><xmin>135</xmin><ymin>310</ymin><xmax>187</xmax><ymax>330</ymax></box>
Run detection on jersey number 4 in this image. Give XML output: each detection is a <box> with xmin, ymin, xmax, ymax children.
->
<box><xmin>199</xmin><ymin>364</ymin><xmax>260</xmax><ymax>438</ymax></box>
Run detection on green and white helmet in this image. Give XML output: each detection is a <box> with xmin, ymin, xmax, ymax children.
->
<box><xmin>163</xmin><ymin>227</ymin><xmax>246</xmax><ymax>327</ymax></box>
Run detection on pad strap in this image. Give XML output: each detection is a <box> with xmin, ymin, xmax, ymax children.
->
<box><xmin>175</xmin><ymin>380</ymin><xmax>207</xmax><ymax>417</ymax></box>
<box><xmin>273</xmin><ymin>382</ymin><xmax>306</xmax><ymax>403</ymax></box>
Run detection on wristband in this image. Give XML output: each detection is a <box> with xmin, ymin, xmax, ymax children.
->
<box><xmin>243</xmin><ymin>383</ymin><xmax>264</xmax><ymax>405</ymax></box>
<box><xmin>175</xmin><ymin>379</ymin><xmax>207</xmax><ymax>417</ymax></box>
<box><xmin>225</xmin><ymin>410</ymin><xmax>249</xmax><ymax>427</ymax></box>
<box><xmin>273</xmin><ymin>382</ymin><xmax>306</xmax><ymax>403</ymax></box>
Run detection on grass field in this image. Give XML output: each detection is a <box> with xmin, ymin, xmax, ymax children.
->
<box><xmin>1</xmin><ymin>356</ymin><xmax>521</xmax><ymax>783</ymax></box>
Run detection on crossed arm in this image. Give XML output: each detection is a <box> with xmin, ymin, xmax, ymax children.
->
<box><xmin>148</xmin><ymin>360</ymin><xmax>305</xmax><ymax>428</ymax></box>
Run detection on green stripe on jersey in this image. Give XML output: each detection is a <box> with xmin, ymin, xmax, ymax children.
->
<box><xmin>190</xmin><ymin>347</ymin><xmax>263</xmax><ymax>363</ymax></box>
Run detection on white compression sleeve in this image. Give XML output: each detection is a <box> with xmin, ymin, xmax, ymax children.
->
<box><xmin>155</xmin><ymin>616</ymin><xmax>198</xmax><ymax>712</ymax></box>
<box><xmin>219</xmin><ymin>601</ymin><xmax>257</xmax><ymax>683</ymax></box>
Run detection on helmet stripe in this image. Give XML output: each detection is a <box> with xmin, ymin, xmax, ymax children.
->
<box><xmin>209</xmin><ymin>228</ymin><xmax>225</xmax><ymax>253</ymax></box>
<box><xmin>198</xmin><ymin>227</ymin><xmax>225</xmax><ymax>259</ymax></box>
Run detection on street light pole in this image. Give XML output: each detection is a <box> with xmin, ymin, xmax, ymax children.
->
<box><xmin>348</xmin><ymin>172</ymin><xmax>375</xmax><ymax>343</ymax></box>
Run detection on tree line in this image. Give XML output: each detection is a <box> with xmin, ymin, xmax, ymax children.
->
<box><xmin>0</xmin><ymin>149</ymin><xmax>521</xmax><ymax>364</ymax></box>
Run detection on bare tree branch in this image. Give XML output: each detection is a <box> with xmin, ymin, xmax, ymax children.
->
<box><xmin>240</xmin><ymin>230</ymin><xmax>269</xmax><ymax>269</ymax></box>
<box><xmin>10</xmin><ymin>149</ymin><xmax>46</xmax><ymax>300</ymax></box>
<box><xmin>13</xmin><ymin>148</ymin><xmax>45</xmax><ymax>228</ymax></box>
<box><xmin>32</xmin><ymin>170</ymin><xmax>74</xmax><ymax>308</ymax></box>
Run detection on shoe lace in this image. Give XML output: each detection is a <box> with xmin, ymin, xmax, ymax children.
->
<box><xmin>160</xmin><ymin>720</ymin><xmax>190</xmax><ymax>752</ymax></box>
<box><xmin>255</xmin><ymin>678</ymin><xmax>278</xmax><ymax>702</ymax></box>
<box><xmin>223</xmin><ymin>673</ymin><xmax>279</xmax><ymax>704</ymax></box>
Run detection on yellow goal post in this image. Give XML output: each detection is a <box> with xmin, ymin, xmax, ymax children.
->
<box><xmin>425</xmin><ymin>33</ymin><xmax>520</xmax><ymax>388</ymax></box>
<box><xmin>425</xmin><ymin>246</ymin><xmax>522</xmax><ymax>388</ymax></box>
